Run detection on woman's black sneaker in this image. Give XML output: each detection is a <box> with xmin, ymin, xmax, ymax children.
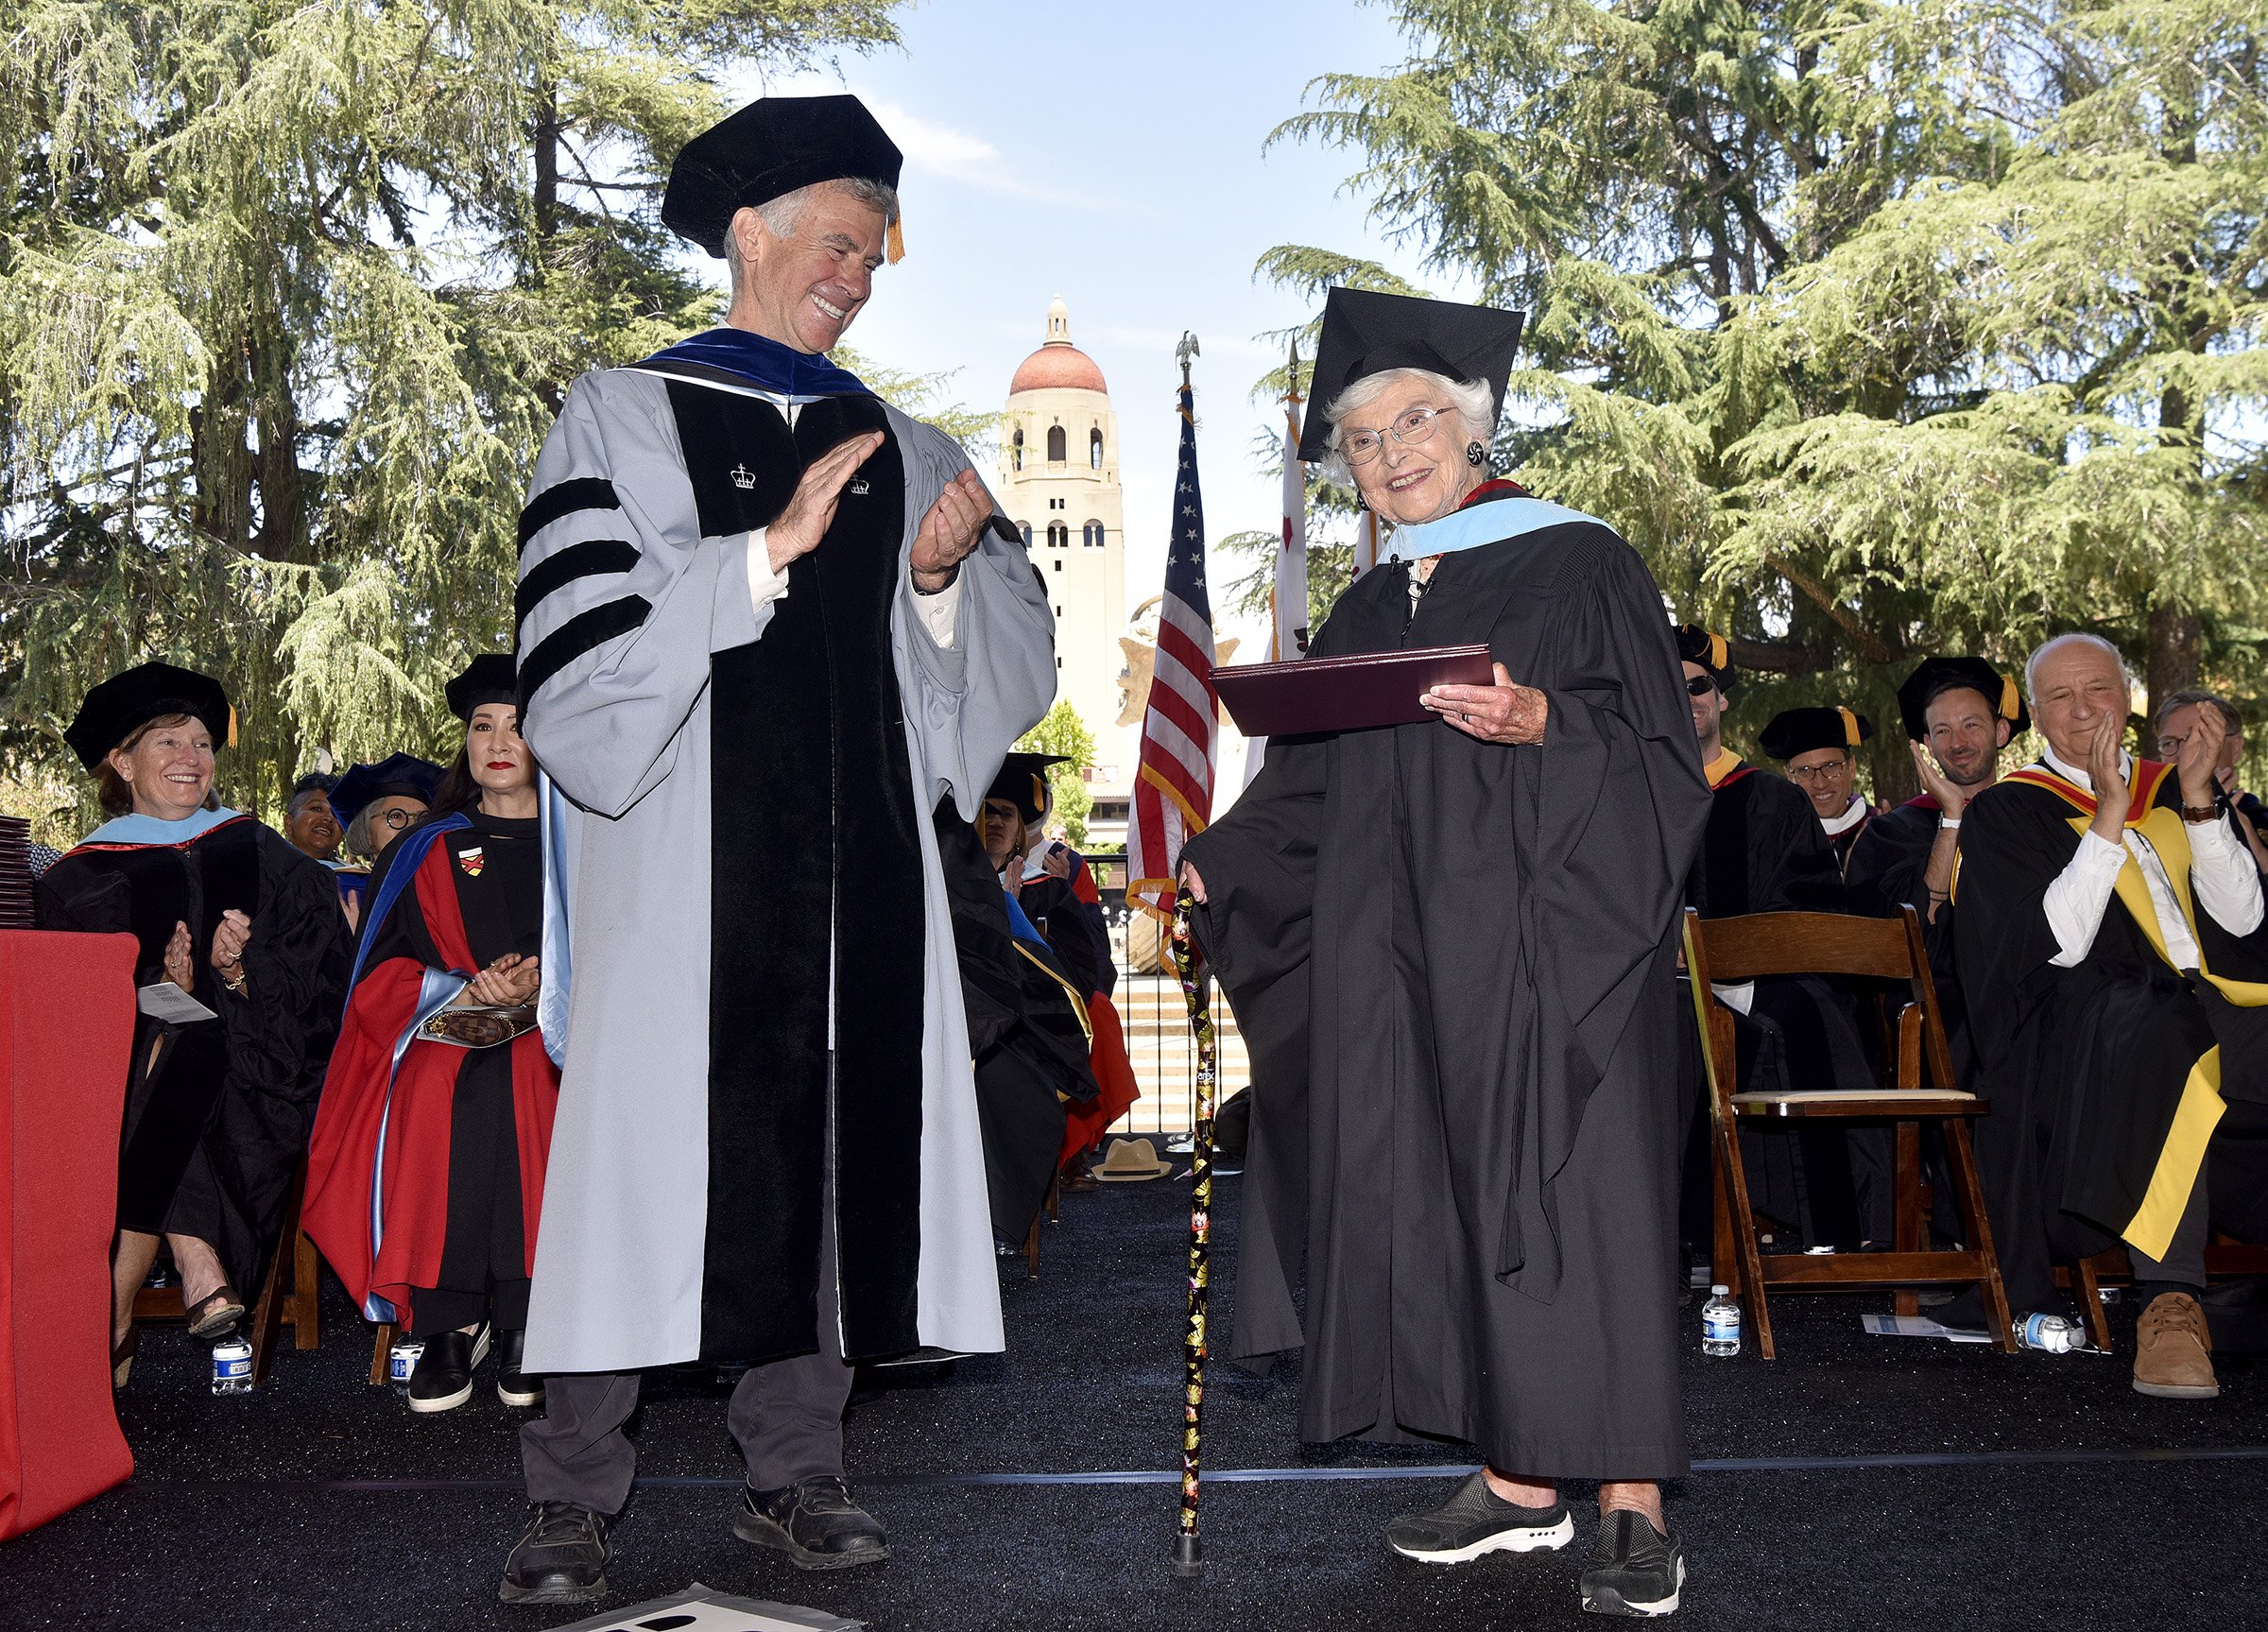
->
<box><xmin>1385</xmin><ymin>1471</ymin><xmax>1574</xmax><ymax>1563</ymax></box>
<box><xmin>734</xmin><ymin>1475</ymin><xmax>890</xmax><ymax>1570</ymax></box>
<box><xmin>495</xmin><ymin>1328</ymin><xmax>543</xmax><ymax>1408</ymax></box>
<box><xmin>498</xmin><ymin>1501</ymin><xmax>610</xmax><ymax>1605</ymax></box>
<box><xmin>407</xmin><ymin>1322</ymin><xmax>490</xmax><ymax>1414</ymax></box>
<box><xmin>1580</xmin><ymin>1508</ymin><xmax>1685</xmax><ymax>1617</ymax></box>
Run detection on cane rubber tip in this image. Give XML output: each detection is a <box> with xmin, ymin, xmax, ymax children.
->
<box><xmin>1172</xmin><ymin>1534</ymin><xmax>1204</xmax><ymax>1576</ymax></box>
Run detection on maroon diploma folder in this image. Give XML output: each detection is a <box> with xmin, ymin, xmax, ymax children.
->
<box><xmin>1212</xmin><ymin>644</ymin><xmax>1497</xmax><ymax>738</ymax></box>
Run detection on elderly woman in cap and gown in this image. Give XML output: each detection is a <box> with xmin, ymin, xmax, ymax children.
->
<box><xmin>37</xmin><ymin>662</ymin><xmax>350</xmax><ymax>1383</ymax></box>
<box><xmin>1179</xmin><ymin>288</ymin><xmax>1710</xmax><ymax>1619</ymax></box>
<box><xmin>304</xmin><ymin>657</ymin><xmax>560</xmax><ymax>1415</ymax></box>
<box><xmin>502</xmin><ymin>94</ymin><xmax>1052</xmax><ymax>1605</ymax></box>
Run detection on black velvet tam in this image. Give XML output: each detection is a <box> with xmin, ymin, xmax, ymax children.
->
<box><xmin>986</xmin><ymin>752</ymin><xmax>1070</xmax><ymax>824</ymax></box>
<box><xmin>445</xmin><ymin>653</ymin><xmax>517</xmax><ymax>721</ymax></box>
<box><xmin>329</xmin><ymin>754</ymin><xmax>444</xmax><ymax>826</ymax></box>
<box><xmin>64</xmin><ymin>661</ymin><xmax>232</xmax><ymax>771</ymax></box>
<box><xmin>662</xmin><ymin>94</ymin><xmax>902</xmax><ymax>257</ymax></box>
<box><xmin>1673</xmin><ymin>622</ymin><xmax>1737</xmax><ymax>696</ymax></box>
<box><xmin>1300</xmin><ymin>287</ymin><xmax>1523</xmax><ymax>462</ymax></box>
<box><xmin>1760</xmin><ymin>706</ymin><xmax>1873</xmax><ymax>761</ymax></box>
<box><xmin>1898</xmin><ymin>656</ymin><xmax>2029</xmax><ymax>741</ymax></box>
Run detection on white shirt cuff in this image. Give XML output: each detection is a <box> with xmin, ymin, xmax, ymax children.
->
<box><xmin>2044</xmin><ymin>829</ymin><xmax>2127</xmax><ymax>968</ymax></box>
<box><xmin>914</xmin><ymin>568</ymin><xmax>964</xmax><ymax>649</ymax></box>
<box><xmin>2189</xmin><ymin>812</ymin><xmax>2267</xmax><ymax>935</ymax></box>
<box><xmin>747</xmin><ymin>530</ymin><xmax>790</xmax><ymax>614</ymax></box>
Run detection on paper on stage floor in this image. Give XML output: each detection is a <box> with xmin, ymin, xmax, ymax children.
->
<box><xmin>542</xmin><ymin>1583</ymin><xmax>861</xmax><ymax>1632</ymax></box>
<box><xmin>138</xmin><ymin>981</ymin><xmax>216</xmax><ymax>1024</ymax></box>
<box><xmin>1862</xmin><ymin>1313</ymin><xmax>1994</xmax><ymax>1344</ymax></box>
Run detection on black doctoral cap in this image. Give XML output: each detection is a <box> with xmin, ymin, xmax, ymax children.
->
<box><xmin>1298</xmin><ymin>288</ymin><xmax>1525</xmax><ymax>464</ymax></box>
<box><xmin>1672</xmin><ymin>624</ymin><xmax>1738</xmax><ymax>696</ymax></box>
<box><xmin>985</xmin><ymin>753</ymin><xmax>1072</xmax><ymax>825</ymax></box>
<box><xmin>1897</xmin><ymin>656</ymin><xmax>2029</xmax><ymax>742</ymax></box>
<box><xmin>1760</xmin><ymin>706</ymin><xmax>1873</xmax><ymax>762</ymax></box>
<box><xmin>328</xmin><ymin>754</ymin><xmax>444</xmax><ymax>828</ymax></box>
<box><xmin>446</xmin><ymin>654</ymin><xmax>519</xmax><ymax>722</ymax></box>
<box><xmin>64</xmin><ymin>661</ymin><xmax>233</xmax><ymax>773</ymax></box>
<box><xmin>661</xmin><ymin>94</ymin><xmax>905</xmax><ymax>262</ymax></box>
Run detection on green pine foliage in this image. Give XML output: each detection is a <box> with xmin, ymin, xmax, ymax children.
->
<box><xmin>1257</xmin><ymin>0</ymin><xmax>2267</xmax><ymax>796</ymax></box>
<box><xmin>0</xmin><ymin>0</ymin><xmax>939</xmax><ymax>835</ymax></box>
<box><xmin>1015</xmin><ymin>698</ymin><xmax>1097</xmax><ymax>848</ymax></box>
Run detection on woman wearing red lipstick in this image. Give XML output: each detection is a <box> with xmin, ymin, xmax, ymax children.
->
<box><xmin>305</xmin><ymin>655</ymin><xmax>559</xmax><ymax>1416</ymax></box>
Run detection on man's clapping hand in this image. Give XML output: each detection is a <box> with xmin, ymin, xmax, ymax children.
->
<box><xmin>2088</xmin><ymin>710</ymin><xmax>2132</xmax><ymax>843</ymax></box>
<box><xmin>460</xmin><ymin>953</ymin><xmax>540</xmax><ymax>1008</ymax></box>
<box><xmin>766</xmin><ymin>433</ymin><xmax>885</xmax><ymax>575</ymax></box>
<box><xmin>910</xmin><ymin>470</ymin><xmax>991</xmax><ymax>592</ymax></box>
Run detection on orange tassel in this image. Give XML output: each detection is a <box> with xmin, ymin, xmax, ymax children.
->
<box><xmin>885</xmin><ymin>215</ymin><xmax>905</xmax><ymax>265</ymax></box>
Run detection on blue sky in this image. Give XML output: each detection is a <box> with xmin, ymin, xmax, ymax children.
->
<box><xmin>727</xmin><ymin>0</ymin><xmax>1436</xmax><ymax>657</ymax></box>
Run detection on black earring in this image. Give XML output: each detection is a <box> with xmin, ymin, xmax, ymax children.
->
<box><xmin>1465</xmin><ymin>441</ymin><xmax>1486</xmax><ymax>467</ymax></box>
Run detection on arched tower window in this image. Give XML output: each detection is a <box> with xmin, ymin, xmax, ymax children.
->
<box><xmin>1047</xmin><ymin>522</ymin><xmax>1069</xmax><ymax>549</ymax></box>
<box><xmin>1090</xmin><ymin>428</ymin><xmax>1104</xmax><ymax>471</ymax></box>
<box><xmin>1019</xmin><ymin>522</ymin><xmax>1033</xmax><ymax>547</ymax></box>
<box><xmin>1046</xmin><ymin>425</ymin><xmax>1067</xmax><ymax>463</ymax></box>
<box><xmin>1011</xmin><ymin>427</ymin><xmax>1024</xmax><ymax>472</ymax></box>
<box><xmin>1083</xmin><ymin>521</ymin><xmax>1105</xmax><ymax>548</ymax></box>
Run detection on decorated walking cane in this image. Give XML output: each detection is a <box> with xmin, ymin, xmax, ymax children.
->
<box><xmin>1168</xmin><ymin>884</ymin><xmax>1217</xmax><ymax>1577</ymax></box>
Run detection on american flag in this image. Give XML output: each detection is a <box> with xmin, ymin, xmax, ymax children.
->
<box><xmin>1127</xmin><ymin>367</ymin><xmax>1217</xmax><ymax>921</ymax></box>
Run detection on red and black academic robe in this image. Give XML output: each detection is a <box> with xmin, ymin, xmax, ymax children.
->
<box><xmin>37</xmin><ymin>815</ymin><xmax>348</xmax><ymax>1293</ymax></box>
<box><xmin>303</xmin><ymin>811</ymin><xmax>558</xmax><ymax>1331</ymax></box>
<box><xmin>1682</xmin><ymin>756</ymin><xmax>1886</xmax><ymax>1248</ymax></box>
<box><xmin>1954</xmin><ymin>762</ymin><xmax>2268</xmax><ymax>1309</ymax></box>
<box><xmin>1022</xmin><ymin>860</ymin><xmax>1141</xmax><ymax>1164</ymax></box>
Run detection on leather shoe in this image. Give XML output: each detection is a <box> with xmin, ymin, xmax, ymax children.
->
<box><xmin>498</xmin><ymin>1500</ymin><xmax>610</xmax><ymax>1605</ymax></box>
<box><xmin>734</xmin><ymin>1474</ymin><xmax>890</xmax><ymax>1571</ymax></box>
<box><xmin>407</xmin><ymin>1322</ymin><xmax>490</xmax><ymax>1414</ymax></box>
<box><xmin>2133</xmin><ymin>1291</ymin><xmax>2219</xmax><ymax>1399</ymax></box>
<box><xmin>495</xmin><ymin>1328</ymin><xmax>543</xmax><ymax>1409</ymax></box>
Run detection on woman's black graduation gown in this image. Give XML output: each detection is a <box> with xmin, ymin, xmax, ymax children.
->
<box><xmin>38</xmin><ymin>814</ymin><xmax>350</xmax><ymax>1291</ymax></box>
<box><xmin>1185</xmin><ymin>499</ymin><xmax>1710</xmax><ymax>1478</ymax></box>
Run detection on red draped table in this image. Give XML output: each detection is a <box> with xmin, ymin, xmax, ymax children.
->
<box><xmin>0</xmin><ymin>928</ymin><xmax>137</xmax><ymax>1540</ymax></box>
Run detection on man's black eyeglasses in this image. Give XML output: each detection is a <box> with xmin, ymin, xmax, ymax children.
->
<box><xmin>1685</xmin><ymin>675</ymin><xmax>1718</xmax><ymax>697</ymax></box>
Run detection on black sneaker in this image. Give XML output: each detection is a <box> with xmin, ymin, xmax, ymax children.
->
<box><xmin>498</xmin><ymin>1501</ymin><xmax>610</xmax><ymax>1605</ymax></box>
<box><xmin>407</xmin><ymin>1322</ymin><xmax>490</xmax><ymax>1414</ymax></box>
<box><xmin>1580</xmin><ymin>1508</ymin><xmax>1685</xmax><ymax>1617</ymax></box>
<box><xmin>1385</xmin><ymin>1471</ymin><xmax>1574</xmax><ymax>1563</ymax></box>
<box><xmin>495</xmin><ymin>1329</ymin><xmax>543</xmax><ymax>1409</ymax></box>
<box><xmin>734</xmin><ymin>1474</ymin><xmax>890</xmax><ymax>1571</ymax></box>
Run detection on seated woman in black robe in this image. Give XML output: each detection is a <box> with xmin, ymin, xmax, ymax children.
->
<box><xmin>37</xmin><ymin>662</ymin><xmax>349</xmax><ymax>1384</ymax></box>
<box><xmin>1179</xmin><ymin>289</ymin><xmax>1711</xmax><ymax>1620</ymax></box>
<box><xmin>304</xmin><ymin>657</ymin><xmax>561</xmax><ymax>1414</ymax></box>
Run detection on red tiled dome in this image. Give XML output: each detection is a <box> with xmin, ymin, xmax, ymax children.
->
<box><xmin>1009</xmin><ymin>343</ymin><xmax>1108</xmax><ymax>395</ymax></box>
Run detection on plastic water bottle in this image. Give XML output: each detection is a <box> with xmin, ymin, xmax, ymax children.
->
<box><xmin>211</xmin><ymin>1333</ymin><xmax>253</xmax><ymax>1395</ymax></box>
<box><xmin>1702</xmin><ymin>1286</ymin><xmax>1742</xmax><ymax>1356</ymax></box>
<box><xmin>388</xmin><ymin>1334</ymin><xmax>425</xmax><ymax>1388</ymax></box>
<box><xmin>2017</xmin><ymin>1313</ymin><xmax>2087</xmax><ymax>1353</ymax></box>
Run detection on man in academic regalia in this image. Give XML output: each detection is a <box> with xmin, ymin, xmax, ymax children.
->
<box><xmin>1759</xmin><ymin>706</ymin><xmax>1875</xmax><ymax>875</ymax></box>
<box><xmin>1674</xmin><ymin>628</ymin><xmax>1883</xmax><ymax>1252</ymax></box>
<box><xmin>1183</xmin><ymin>289</ymin><xmax>1710</xmax><ymax>1617</ymax></box>
<box><xmin>502</xmin><ymin>94</ymin><xmax>1054</xmax><ymax>1604</ymax></box>
<box><xmin>1846</xmin><ymin>657</ymin><xmax>2027</xmax><ymax>1071</ymax></box>
<box><xmin>1956</xmin><ymin>633</ymin><xmax>2268</xmax><ymax>1399</ymax></box>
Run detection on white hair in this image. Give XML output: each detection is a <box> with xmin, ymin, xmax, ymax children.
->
<box><xmin>1319</xmin><ymin>368</ymin><xmax>1496</xmax><ymax>485</ymax></box>
<box><xmin>727</xmin><ymin>178</ymin><xmax>902</xmax><ymax>293</ymax></box>
<box><xmin>2024</xmin><ymin>631</ymin><xmax>2132</xmax><ymax>702</ymax></box>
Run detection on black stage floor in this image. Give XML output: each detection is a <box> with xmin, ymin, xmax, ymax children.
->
<box><xmin>8</xmin><ymin>1167</ymin><xmax>2267</xmax><ymax>1630</ymax></box>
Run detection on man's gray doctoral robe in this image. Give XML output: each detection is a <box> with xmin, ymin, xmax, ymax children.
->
<box><xmin>514</xmin><ymin>361</ymin><xmax>1054</xmax><ymax>1375</ymax></box>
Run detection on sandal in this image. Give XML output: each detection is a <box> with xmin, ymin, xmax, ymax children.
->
<box><xmin>112</xmin><ymin>1326</ymin><xmax>140</xmax><ymax>1389</ymax></box>
<box><xmin>184</xmin><ymin>1284</ymin><xmax>247</xmax><ymax>1338</ymax></box>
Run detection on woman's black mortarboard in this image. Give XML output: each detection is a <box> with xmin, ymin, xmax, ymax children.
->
<box><xmin>446</xmin><ymin>654</ymin><xmax>519</xmax><ymax>722</ymax></box>
<box><xmin>1760</xmin><ymin>707</ymin><xmax>1873</xmax><ymax>762</ymax></box>
<box><xmin>985</xmin><ymin>753</ymin><xmax>1072</xmax><ymax>825</ymax></box>
<box><xmin>1298</xmin><ymin>288</ymin><xmax>1525</xmax><ymax>464</ymax></box>
<box><xmin>662</xmin><ymin>94</ymin><xmax>906</xmax><ymax>264</ymax></box>
<box><xmin>1897</xmin><ymin>657</ymin><xmax>2029</xmax><ymax>742</ymax></box>
<box><xmin>1672</xmin><ymin>624</ymin><xmax>1737</xmax><ymax>696</ymax></box>
<box><xmin>64</xmin><ymin>661</ymin><xmax>234</xmax><ymax>773</ymax></box>
<box><xmin>329</xmin><ymin>754</ymin><xmax>444</xmax><ymax>827</ymax></box>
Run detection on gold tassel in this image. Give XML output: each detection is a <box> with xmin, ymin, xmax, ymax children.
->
<box><xmin>885</xmin><ymin>215</ymin><xmax>905</xmax><ymax>265</ymax></box>
<box><xmin>1708</xmin><ymin>631</ymin><xmax>1727</xmax><ymax>672</ymax></box>
<box><xmin>226</xmin><ymin>705</ymin><xmax>239</xmax><ymax>748</ymax></box>
<box><xmin>1838</xmin><ymin>705</ymin><xmax>1860</xmax><ymax>747</ymax></box>
<box><xmin>2001</xmin><ymin>675</ymin><xmax>2019</xmax><ymax>722</ymax></box>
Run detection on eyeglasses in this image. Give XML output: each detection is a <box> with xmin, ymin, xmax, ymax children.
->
<box><xmin>1684</xmin><ymin>675</ymin><xmax>1719</xmax><ymax>698</ymax></box>
<box><xmin>1340</xmin><ymin>406</ymin><xmax>1446</xmax><ymax>467</ymax></box>
<box><xmin>2156</xmin><ymin>734</ymin><xmax>2240</xmax><ymax>758</ymax></box>
<box><xmin>373</xmin><ymin>806</ymin><xmax>420</xmax><ymax>832</ymax></box>
<box><xmin>1787</xmin><ymin>761</ymin><xmax>1851</xmax><ymax>783</ymax></box>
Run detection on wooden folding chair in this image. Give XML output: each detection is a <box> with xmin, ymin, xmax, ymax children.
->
<box><xmin>1683</xmin><ymin>906</ymin><xmax>2017</xmax><ymax>1357</ymax></box>
<box><xmin>2059</xmin><ymin>1237</ymin><xmax>2268</xmax><ymax>1351</ymax></box>
<box><xmin>132</xmin><ymin>1160</ymin><xmax>322</xmax><ymax>1386</ymax></box>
